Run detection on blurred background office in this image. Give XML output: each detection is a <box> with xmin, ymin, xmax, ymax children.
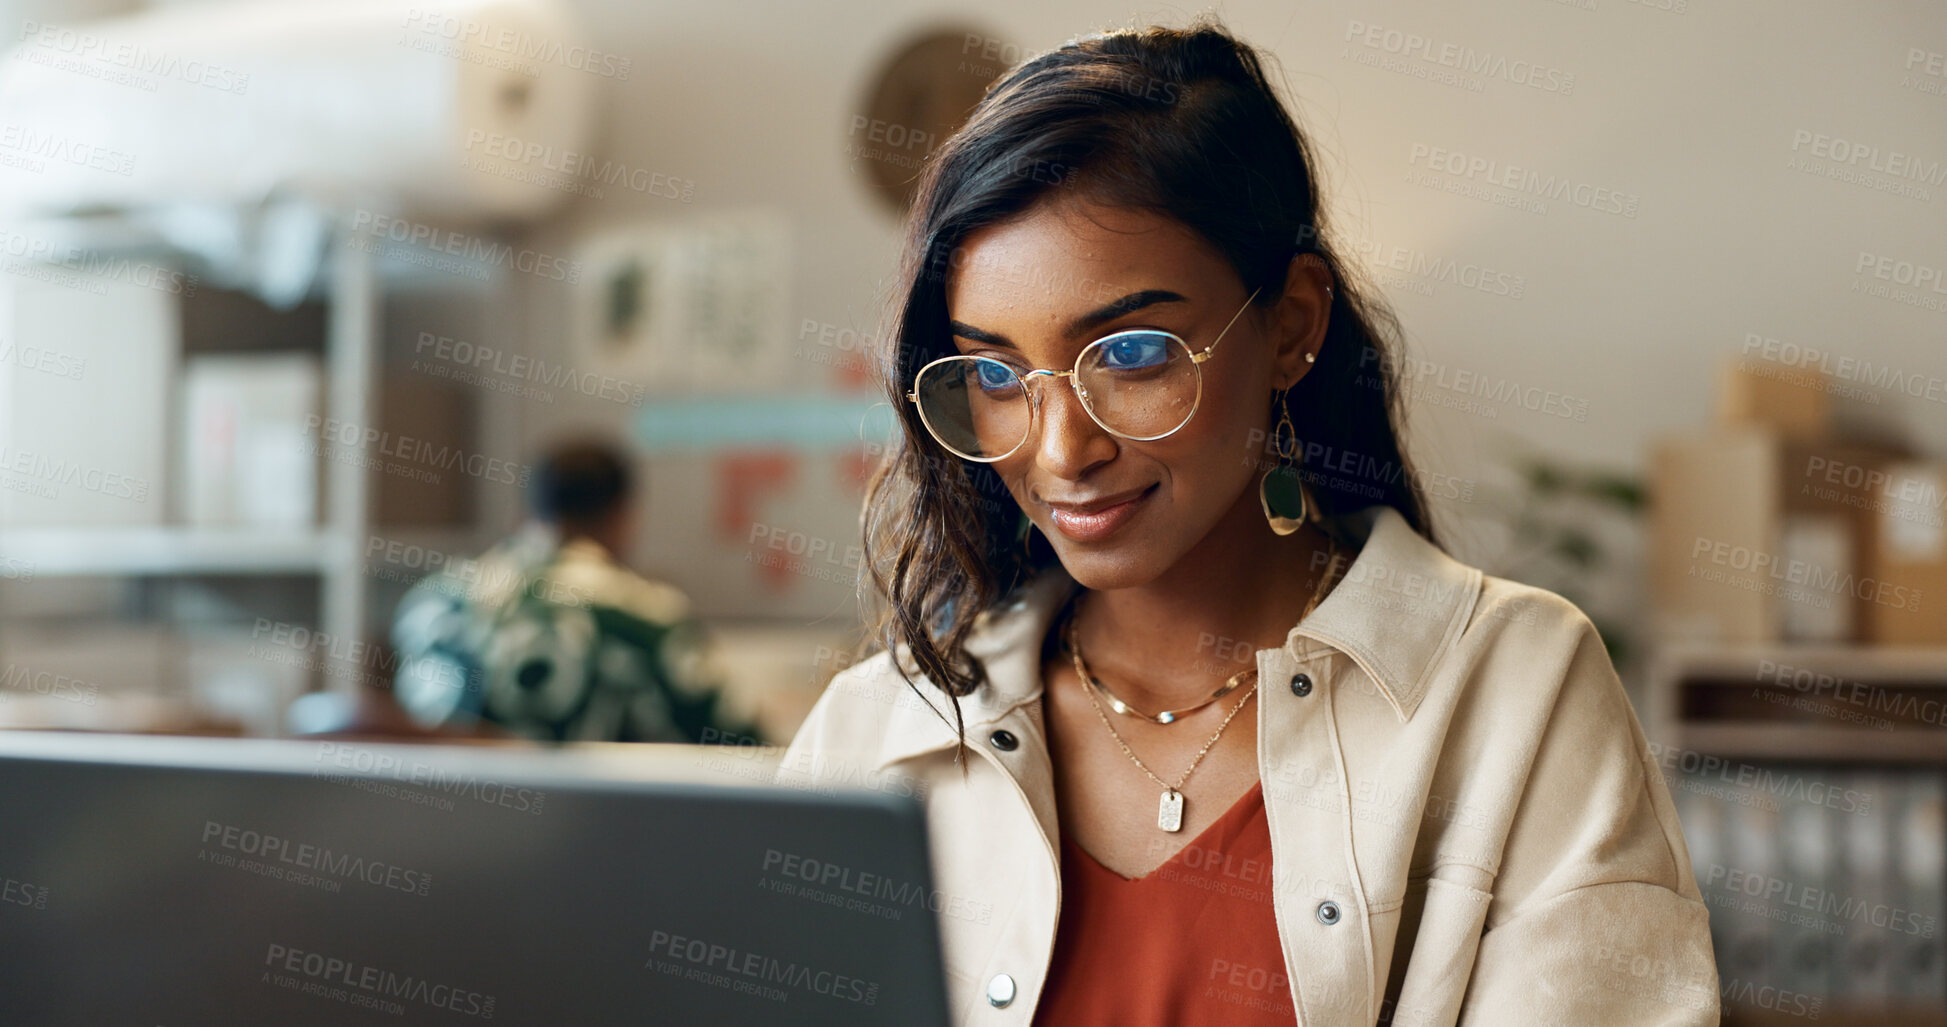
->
<box><xmin>0</xmin><ymin>0</ymin><xmax>1940</xmax><ymax>1021</ymax></box>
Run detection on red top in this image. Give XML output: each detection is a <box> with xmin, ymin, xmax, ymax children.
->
<box><xmin>1031</xmin><ymin>780</ymin><xmax>1297</xmax><ymax>1025</ymax></box>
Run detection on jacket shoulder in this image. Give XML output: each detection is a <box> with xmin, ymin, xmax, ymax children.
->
<box><xmin>1461</xmin><ymin>572</ymin><xmax>1601</xmax><ymax>647</ymax></box>
<box><xmin>776</xmin><ymin>649</ymin><xmax>954</xmax><ymax>779</ymax></box>
<box><xmin>1441</xmin><ymin>572</ymin><xmax>1632</xmax><ymax>762</ymax></box>
<box><xmin>798</xmin><ymin>650</ymin><xmax>908</xmax><ymax>734</ymax></box>
<box><xmin>1444</xmin><ymin>574</ymin><xmax>1698</xmax><ymax>912</ymax></box>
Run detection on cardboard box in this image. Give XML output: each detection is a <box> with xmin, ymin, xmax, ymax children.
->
<box><xmin>179</xmin><ymin>353</ymin><xmax>321</xmax><ymax>528</ymax></box>
<box><xmin>1648</xmin><ymin>428</ymin><xmax>1906</xmax><ymax>644</ymax></box>
<box><xmin>0</xmin><ymin>273</ymin><xmax>175</xmax><ymax>526</ymax></box>
<box><xmin>1860</xmin><ymin>461</ymin><xmax>1947</xmax><ymax>645</ymax></box>
<box><xmin>0</xmin><ymin>623</ymin><xmax>183</xmax><ymax>730</ymax></box>
<box><xmin>1717</xmin><ymin>355</ymin><xmax>1831</xmax><ymax>440</ymax></box>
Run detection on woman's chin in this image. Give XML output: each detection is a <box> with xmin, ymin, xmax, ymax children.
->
<box><xmin>1047</xmin><ymin>544</ymin><xmax>1172</xmax><ymax>592</ymax></box>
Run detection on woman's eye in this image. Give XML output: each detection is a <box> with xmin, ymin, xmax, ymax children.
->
<box><xmin>973</xmin><ymin>360</ymin><xmax>1019</xmax><ymax>392</ymax></box>
<box><xmin>1099</xmin><ymin>333</ymin><xmax>1171</xmax><ymax>370</ymax></box>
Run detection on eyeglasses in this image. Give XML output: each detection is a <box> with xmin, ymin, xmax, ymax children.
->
<box><xmin>907</xmin><ymin>286</ymin><xmax>1263</xmax><ymax>462</ymax></box>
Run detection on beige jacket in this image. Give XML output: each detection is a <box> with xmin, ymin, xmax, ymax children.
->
<box><xmin>776</xmin><ymin>504</ymin><xmax>1719</xmax><ymax>1025</ymax></box>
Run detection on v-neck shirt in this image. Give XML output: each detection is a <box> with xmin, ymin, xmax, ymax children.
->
<box><xmin>1030</xmin><ymin>779</ymin><xmax>1298</xmax><ymax>1025</ymax></box>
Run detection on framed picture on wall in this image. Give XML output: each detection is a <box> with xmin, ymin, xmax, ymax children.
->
<box><xmin>570</xmin><ymin>208</ymin><xmax>794</xmax><ymax>394</ymax></box>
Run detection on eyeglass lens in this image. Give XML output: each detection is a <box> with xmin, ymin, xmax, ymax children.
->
<box><xmin>914</xmin><ymin>331</ymin><xmax>1201</xmax><ymax>459</ymax></box>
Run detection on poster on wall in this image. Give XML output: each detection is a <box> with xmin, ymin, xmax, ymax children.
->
<box><xmin>629</xmin><ymin>394</ymin><xmax>900</xmax><ymax>620</ymax></box>
<box><xmin>571</xmin><ymin>208</ymin><xmax>794</xmax><ymax>393</ymax></box>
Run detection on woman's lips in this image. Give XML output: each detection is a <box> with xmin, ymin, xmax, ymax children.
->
<box><xmin>1046</xmin><ymin>485</ymin><xmax>1156</xmax><ymax>542</ymax></box>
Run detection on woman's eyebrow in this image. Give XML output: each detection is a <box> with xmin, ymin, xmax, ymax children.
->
<box><xmin>948</xmin><ymin>289</ymin><xmax>1190</xmax><ymax>348</ymax></box>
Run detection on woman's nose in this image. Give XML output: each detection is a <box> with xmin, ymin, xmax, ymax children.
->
<box><xmin>1030</xmin><ymin>374</ymin><xmax>1117</xmax><ymax>476</ymax></box>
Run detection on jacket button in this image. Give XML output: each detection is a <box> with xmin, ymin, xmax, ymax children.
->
<box><xmin>1289</xmin><ymin>673</ymin><xmax>1313</xmax><ymax>697</ymax></box>
<box><xmin>989</xmin><ymin>730</ymin><xmax>1019</xmax><ymax>752</ymax></box>
<box><xmin>1316</xmin><ymin>900</ymin><xmax>1342</xmax><ymax>925</ymax></box>
<box><xmin>987</xmin><ymin>972</ymin><xmax>1016</xmax><ymax>1007</ymax></box>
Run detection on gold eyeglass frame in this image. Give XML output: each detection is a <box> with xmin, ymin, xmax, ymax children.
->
<box><xmin>906</xmin><ymin>285</ymin><xmax>1264</xmax><ymax>463</ymax></box>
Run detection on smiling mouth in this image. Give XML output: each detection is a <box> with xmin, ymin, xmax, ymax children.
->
<box><xmin>1044</xmin><ymin>484</ymin><xmax>1157</xmax><ymax>542</ymax></box>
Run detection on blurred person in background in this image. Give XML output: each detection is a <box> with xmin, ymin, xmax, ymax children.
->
<box><xmin>388</xmin><ymin>437</ymin><xmax>751</xmax><ymax>744</ymax></box>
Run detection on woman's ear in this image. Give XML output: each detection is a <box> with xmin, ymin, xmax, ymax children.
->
<box><xmin>1269</xmin><ymin>253</ymin><xmax>1333</xmax><ymax>389</ymax></box>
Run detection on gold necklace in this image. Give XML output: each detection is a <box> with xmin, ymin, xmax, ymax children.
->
<box><xmin>1065</xmin><ymin>538</ymin><xmax>1347</xmax><ymax>832</ymax></box>
<box><xmin>1081</xmin><ymin>656</ymin><xmax>1253</xmax><ymax>725</ymax></box>
<box><xmin>1065</xmin><ymin>537</ymin><xmax>1344</xmax><ymax>724</ymax></box>
<box><xmin>1070</xmin><ymin>618</ymin><xmax>1255</xmax><ymax>832</ymax></box>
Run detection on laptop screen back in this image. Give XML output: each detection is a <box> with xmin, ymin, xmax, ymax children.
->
<box><xmin>0</xmin><ymin>732</ymin><xmax>949</xmax><ymax>1026</ymax></box>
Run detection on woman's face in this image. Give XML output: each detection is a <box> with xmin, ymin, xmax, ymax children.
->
<box><xmin>942</xmin><ymin>196</ymin><xmax>1319</xmax><ymax>590</ymax></box>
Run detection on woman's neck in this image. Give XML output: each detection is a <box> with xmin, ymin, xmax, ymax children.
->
<box><xmin>1061</xmin><ymin>491</ymin><xmax>1345</xmax><ymax>714</ymax></box>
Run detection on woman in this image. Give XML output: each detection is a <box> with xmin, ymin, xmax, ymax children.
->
<box><xmin>778</xmin><ymin>18</ymin><xmax>1717</xmax><ymax>1026</ymax></box>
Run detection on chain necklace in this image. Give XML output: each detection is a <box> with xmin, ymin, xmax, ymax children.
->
<box><xmin>1083</xmin><ymin>659</ymin><xmax>1253</xmax><ymax>725</ymax></box>
<box><xmin>1064</xmin><ymin>538</ymin><xmax>1347</xmax><ymax>832</ymax></box>
<box><xmin>1069</xmin><ymin>618</ymin><xmax>1253</xmax><ymax>833</ymax></box>
<box><xmin>1067</xmin><ymin>536</ymin><xmax>1344</xmax><ymax>725</ymax></box>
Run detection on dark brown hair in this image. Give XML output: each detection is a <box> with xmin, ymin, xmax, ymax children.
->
<box><xmin>855</xmin><ymin>16</ymin><xmax>1441</xmax><ymax>749</ymax></box>
<box><xmin>531</xmin><ymin>437</ymin><xmax>631</xmax><ymax>533</ymax></box>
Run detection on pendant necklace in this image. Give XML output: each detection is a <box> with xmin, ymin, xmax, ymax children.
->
<box><xmin>1064</xmin><ymin>538</ymin><xmax>1346</xmax><ymax>832</ymax></box>
<box><xmin>1069</xmin><ymin>613</ymin><xmax>1253</xmax><ymax>832</ymax></box>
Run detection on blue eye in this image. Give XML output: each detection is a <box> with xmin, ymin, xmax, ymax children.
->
<box><xmin>1097</xmin><ymin>333</ymin><xmax>1172</xmax><ymax>371</ymax></box>
<box><xmin>973</xmin><ymin>359</ymin><xmax>1019</xmax><ymax>392</ymax></box>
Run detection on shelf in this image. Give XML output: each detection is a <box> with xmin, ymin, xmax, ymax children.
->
<box><xmin>0</xmin><ymin>527</ymin><xmax>355</xmax><ymax>576</ymax></box>
<box><xmin>1675</xmin><ymin>723</ymin><xmax>1947</xmax><ymax>764</ymax></box>
<box><xmin>1654</xmin><ymin>641</ymin><xmax>1947</xmax><ymax>678</ymax></box>
<box><xmin>1655</xmin><ymin>643</ymin><xmax>1947</xmax><ymax>1026</ymax></box>
<box><xmin>0</xmin><ymin>217</ymin><xmax>379</xmax><ymax>694</ymax></box>
<box><xmin>1650</xmin><ymin>642</ymin><xmax>1947</xmax><ymax>761</ymax></box>
<box><xmin>1725</xmin><ymin>1002</ymin><xmax>1946</xmax><ymax>1026</ymax></box>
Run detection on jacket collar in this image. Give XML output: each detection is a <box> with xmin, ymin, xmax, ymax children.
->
<box><xmin>870</xmin><ymin>504</ymin><xmax>1481</xmax><ymax>769</ymax></box>
<box><xmin>1284</xmin><ymin>504</ymin><xmax>1483</xmax><ymax>723</ymax></box>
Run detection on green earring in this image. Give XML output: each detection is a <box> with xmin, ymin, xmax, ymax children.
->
<box><xmin>1260</xmin><ymin>387</ymin><xmax>1309</xmax><ymax>536</ymax></box>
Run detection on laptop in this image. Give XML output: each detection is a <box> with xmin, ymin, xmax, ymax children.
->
<box><xmin>0</xmin><ymin>730</ymin><xmax>949</xmax><ymax>1026</ymax></box>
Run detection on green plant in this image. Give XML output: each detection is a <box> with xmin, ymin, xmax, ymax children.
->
<box><xmin>1481</xmin><ymin>455</ymin><xmax>1647</xmax><ymax>669</ymax></box>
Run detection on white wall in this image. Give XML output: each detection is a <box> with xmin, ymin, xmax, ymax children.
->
<box><xmin>491</xmin><ymin>0</ymin><xmax>1944</xmax><ymax>618</ymax></box>
<box><xmin>13</xmin><ymin>0</ymin><xmax>1942</xmax><ymax>620</ymax></box>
